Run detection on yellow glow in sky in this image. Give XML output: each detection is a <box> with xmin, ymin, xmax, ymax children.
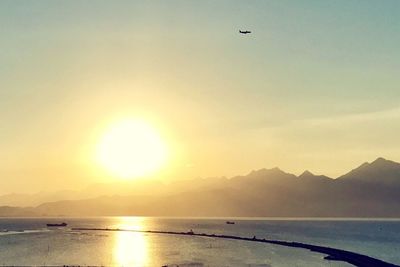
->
<box><xmin>2</xmin><ymin>1</ymin><xmax>400</xmax><ymax>195</ymax></box>
<box><xmin>96</xmin><ymin>119</ymin><xmax>167</xmax><ymax>179</ymax></box>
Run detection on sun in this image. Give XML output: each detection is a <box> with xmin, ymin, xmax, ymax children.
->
<box><xmin>96</xmin><ymin>119</ymin><xmax>167</xmax><ymax>179</ymax></box>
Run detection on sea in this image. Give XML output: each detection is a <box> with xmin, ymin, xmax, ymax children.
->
<box><xmin>0</xmin><ymin>217</ymin><xmax>399</xmax><ymax>267</ymax></box>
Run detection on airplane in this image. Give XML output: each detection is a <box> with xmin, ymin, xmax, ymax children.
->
<box><xmin>239</xmin><ymin>30</ymin><xmax>251</xmax><ymax>34</ymax></box>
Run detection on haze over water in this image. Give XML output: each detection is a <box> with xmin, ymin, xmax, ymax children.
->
<box><xmin>1</xmin><ymin>217</ymin><xmax>399</xmax><ymax>267</ymax></box>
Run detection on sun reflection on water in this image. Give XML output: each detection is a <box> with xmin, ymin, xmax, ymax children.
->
<box><xmin>113</xmin><ymin>217</ymin><xmax>149</xmax><ymax>267</ymax></box>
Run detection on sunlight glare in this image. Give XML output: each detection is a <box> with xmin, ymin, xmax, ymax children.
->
<box><xmin>96</xmin><ymin>119</ymin><xmax>167</xmax><ymax>179</ymax></box>
<box><xmin>113</xmin><ymin>217</ymin><xmax>149</xmax><ymax>266</ymax></box>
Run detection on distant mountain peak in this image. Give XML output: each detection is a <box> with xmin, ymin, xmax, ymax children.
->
<box><xmin>248</xmin><ymin>167</ymin><xmax>284</xmax><ymax>176</ymax></box>
<box><xmin>298</xmin><ymin>170</ymin><xmax>332</xmax><ymax>181</ymax></box>
<box><xmin>270</xmin><ymin>167</ymin><xmax>284</xmax><ymax>173</ymax></box>
<box><xmin>243</xmin><ymin>167</ymin><xmax>297</xmax><ymax>183</ymax></box>
<box><xmin>370</xmin><ymin>157</ymin><xmax>399</xmax><ymax>167</ymax></box>
<box><xmin>339</xmin><ymin>157</ymin><xmax>400</xmax><ymax>184</ymax></box>
<box><xmin>300</xmin><ymin>170</ymin><xmax>314</xmax><ymax>177</ymax></box>
<box><xmin>358</xmin><ymin>162</ymin><xmax>370</xmax><ymax>169</ymax></box>
<box><xmin>353</xmin><ymin>158</ymin><xmax>400</xmax><ymax>171</ymax></box>
<box><xmin>374</xmin><ymin>157</ymin><xmax>387</xmax><ymax>162</ymax></box>
<box><xmin>346</xmin><ymin>157</ymin><xmax>399</xmax><ymax>172</ymax></box>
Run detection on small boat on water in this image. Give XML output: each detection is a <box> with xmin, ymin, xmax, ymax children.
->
<box><xmin>46</xmin><ymin>222</ymin><xmax>67</xmax><ymax>227</ymax></box>
<box><xmin>226</xmin><ymin>221</ymin><xmax>235</xmax><ymax>225</ymax></box>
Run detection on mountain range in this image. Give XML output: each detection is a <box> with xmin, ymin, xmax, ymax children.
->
<box><xmin>1</xmin><ymin>157</ymin><xmax>400</xmax><ymax>217</ymax></box>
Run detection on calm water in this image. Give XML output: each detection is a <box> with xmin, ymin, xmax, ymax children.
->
<box><xmin>0</xmin><ymin>217</ymin><xmax>399</xmax><ymax>267</ymax></box>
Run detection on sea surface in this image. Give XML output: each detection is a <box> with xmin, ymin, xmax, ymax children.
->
<box><xmin>0</xmin><ymin>217</ymin><xmax>399</xmax><ymax>267</ymax></box>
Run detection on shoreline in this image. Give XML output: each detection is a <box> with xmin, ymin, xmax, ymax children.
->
<box><xmin>72</xmin><ymin>227</ymin><xmax>399</xmax><ymax>267</ymax></box>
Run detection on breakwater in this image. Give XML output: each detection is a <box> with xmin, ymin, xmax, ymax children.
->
<box><xmin>71</xmin><ymin>227</ymin><xmax>399</xmax><ymax>267</ymax></box>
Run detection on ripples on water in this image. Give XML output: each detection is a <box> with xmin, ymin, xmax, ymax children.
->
<box><xmin>0</xmin><ymin>217</ymin><xmax>399</xmax><ymax>266</ymax></box>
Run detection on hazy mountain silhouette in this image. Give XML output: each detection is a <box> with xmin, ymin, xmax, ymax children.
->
<box><xmin>0</xmin><ymin>206</ymin><xmax>37</xmax><ymax>217</ymax></box>
<box><xmin>0</xmin><ymin>191</ymin><xmax>83</xmax><ymax>207</ymax></box>
<box><xmin>0</xmin><ymin>176</ymin><xmax>229</xmax><ymax>207</ymax></box>
<box><xmin>338</xmin><ymin>157</ymin><xmax>400</xmax><ymax>185</ymax></box>
<box><xmin>1</xmin><ymin>157</ymin><xmax>400</xmax><ymax>217</ymax></box>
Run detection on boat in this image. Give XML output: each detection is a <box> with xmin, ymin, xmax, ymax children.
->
<box><xmin>226</xmin><ymin>221</ymin><xmax>235</xmax><ymax>225</ymax></box>
<box><xmin>46</xmin><ymin>222</ymin><xmax>67</xmax><ymax>227</ymax></box>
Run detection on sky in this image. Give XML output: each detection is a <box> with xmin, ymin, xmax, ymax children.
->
<box><xmin>1</xmin><ymin>0</ymin><xmax>400</xmax><ymax>193</ymax></box>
